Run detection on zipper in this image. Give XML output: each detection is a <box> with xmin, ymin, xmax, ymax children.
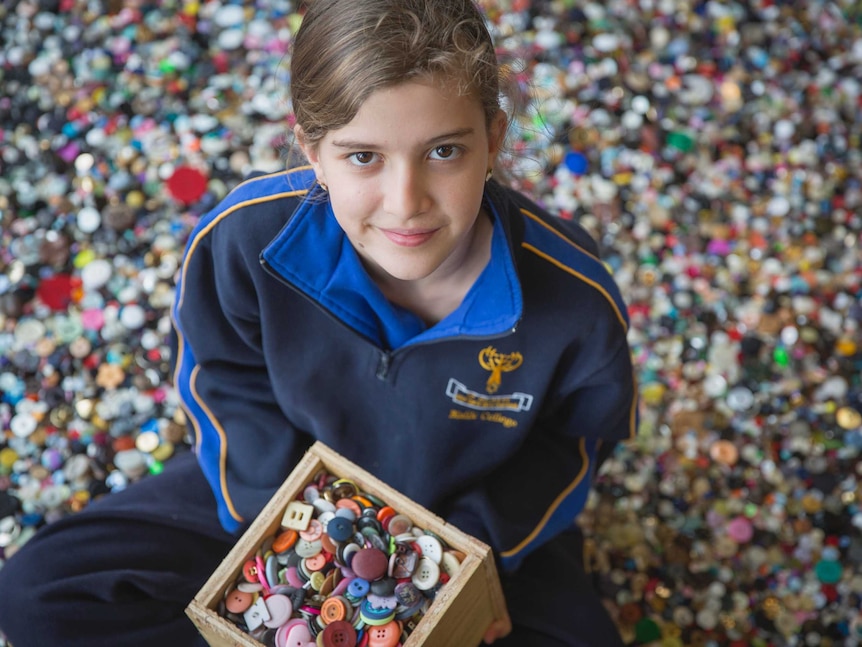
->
<box><xmin>260</xmin><ymin>258</ymin><xmax>521</xmax><ymax>382</ymax></box>
<box><xmin>376</xmin><ymin>352</ymin><xmax>391</xmax><ymax>380</ymax></box>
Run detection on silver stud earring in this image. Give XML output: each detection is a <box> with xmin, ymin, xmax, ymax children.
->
<box><xmin>485</xmin><ymin>168</ymin><xmax>493</xmax><ymax>182</ymax></box>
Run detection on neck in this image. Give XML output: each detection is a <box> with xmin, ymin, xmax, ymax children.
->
<box><xmin>376</xmin><ymin>211</ymin><xmax>493</xmax><ymax>326</ymax></box>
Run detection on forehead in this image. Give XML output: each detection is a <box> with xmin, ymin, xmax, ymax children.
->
<box><xmin>323</xmin><ymin>80</ymin><xmax>487</xmax><ymax>147</ymax></box>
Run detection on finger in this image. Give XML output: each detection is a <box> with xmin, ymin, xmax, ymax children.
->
<box><xmin>482</xmin><ymin>615</ymin><xmax>513</xmax><ymax>644</ymax></box>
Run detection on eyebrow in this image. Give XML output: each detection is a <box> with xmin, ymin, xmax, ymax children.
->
<box><xmin>330</xmin><ymin>127</ymin><xmax>476</xmax><ymax>150</ymax></box>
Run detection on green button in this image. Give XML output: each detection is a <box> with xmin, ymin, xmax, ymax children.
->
<box><xmin>635</xmin><ymin>617</ymin><xmax>662</xmax><ymax>643</ymax></box>
<box><xmin>814</xmin><ymin>559</ymin><xmax>842</xmax><ymax>584</ymax></box>
<box><xmin>667</xmin><ymin>131</ymin><xmax>694</xmax><ymax>152</ymax></box>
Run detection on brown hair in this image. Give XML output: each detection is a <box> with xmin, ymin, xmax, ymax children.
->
<box><xmin>290</xmin><ymin>0</ymin><xmax>503</xmax><ymax>147</ymax></box>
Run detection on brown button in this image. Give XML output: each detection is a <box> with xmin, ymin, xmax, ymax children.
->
<box><xmin>351</xmin><ymin>547</ymin><xmax>388</xmax><ymax>581</ymax></box>
<box><xmin>321</xmin><ymin>620</ymin><xmax>356</xmax><ymax>647</ymax></box>
<box><xmin>618</xmin><ymin>602</ymin><xmax>643</xmax><ymax>624</ymax></box>
<box><xmin>388</xmin><ymin>545</ymin><xmax>418</xmax><ymax>579</ymax></box>
<box><xmin>103</xmin><ymin>203</ymin><xmax>136</xmax><ymax>230</ymax></box>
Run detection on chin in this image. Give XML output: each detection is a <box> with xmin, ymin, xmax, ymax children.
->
<box><xmin>379</xmin><ymin>262</ymin><xmax>439</xmax><ymax>282</ymax></box>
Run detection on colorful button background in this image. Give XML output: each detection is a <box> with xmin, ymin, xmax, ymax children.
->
<box><xmin>1</xmin><ymin>1</ymin><xmax>861</xmax><ymax>645</ymax></box>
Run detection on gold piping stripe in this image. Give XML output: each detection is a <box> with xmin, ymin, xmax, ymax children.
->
<box><xmin>500</xmin><ymin>437</ymin><xmax>590</xmax><ymax>558</ymax></box>
<box><xmin>176</xmin><ymin>188</ymin><xmax>308</xmax><ymax>310</ymax></box>
<box><xmin>189</xmin><ymin>364</ymin><xmax>244</xmax><ymax>523</ymax></box>
<box><xmin>520</xmin><ymin>209</ymin><xmax>602</xmax><ymax>263</ymax></box>
<box><xmin>169</xmin><ymin>167</ymin><xmax>312</xmax><ymax>525</ymax></box>
<box><xmin>521</xmin><ymin>242</ymin><xmax>628</xmax><ymax>332</ymax></box>
<box><xmin>628</xmin><ymin>371</ymin><xmax>639</xmax><ymax>441</ymax></box>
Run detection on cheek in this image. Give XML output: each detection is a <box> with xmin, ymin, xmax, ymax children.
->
<box><xmin>329</xmin><ymin>202</ymin><xmax>370</xmax><ymax>247</ymax></box>
<box><xmin>331</xmin><ymin>190</ymin><xmax>374</xmax><ymax>222</ymax></box>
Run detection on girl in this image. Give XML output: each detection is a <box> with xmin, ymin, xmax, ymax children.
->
<box><xmin>0</xmin><ymin>1</ymin><xmax>636</xmax><ymax>645</ymax></box>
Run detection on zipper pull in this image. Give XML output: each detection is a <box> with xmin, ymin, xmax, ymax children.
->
<box><xmin>376</xmin><ymin>352</ymin><xmax>391</xmax><ymax>380</ymax></box>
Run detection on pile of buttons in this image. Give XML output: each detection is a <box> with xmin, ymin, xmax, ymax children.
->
<box><xmin>1</xmin><ymin>1</ymin><xmax>862</xmax><ymax>646</ymax></box>
<box><xmin>218</xmin><ymin>472</ymin><xmax>461</xmax><ymax>647</ymax></box>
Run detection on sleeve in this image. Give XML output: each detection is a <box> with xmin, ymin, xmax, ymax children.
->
<box><xmin>441</xmin><ymin>310</ymin><xmax>638</xmax><ymax>573</ymax></box>
<box><xmin>171</xmin><ymin>213</ymin><xmax>311</xmax><ymax>533</ymax></box>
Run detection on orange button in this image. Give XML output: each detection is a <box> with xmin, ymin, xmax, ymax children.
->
<box><xmin>320</xmin><ymin>596</ymin><xmax>347</xmax><ymax>624</ymax></box>
<box><xmin>272</xmin><ymin>529</ymin><xmax>298</xmax><ymax>553</ymax></box>
<box><xmin>376</xmin><ymin>505</ymin><xmax>396</xmax><ymax>525</ymax></box>
<box><xmin>224</xmin><ymin>588</ymin><xmax>253</xmax><ymax>614</ymax></box>
<box><xmin>709</xmin><ymin>440</ymin><xmax>738</xmax><ymax>466</ymax></box>
<box><xmin>305</xmin><ymin>553</ymin><xmax>327</xmax><ymax>572</ymax></box>
<box><xmin>367</xmin><ymin>619</ymin><xmax>401</xmax><ymax>647</ymax></box>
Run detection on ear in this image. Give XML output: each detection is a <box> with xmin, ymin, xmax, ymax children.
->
<box><xmin>487</xmin><ymin>109</ymin><xmax>508</xmax><ymax>166</ymax></box>
<box><xmin>294</xmin><ymin>125</ymin><xmax>325</xmax><ymax>183</ymax></box>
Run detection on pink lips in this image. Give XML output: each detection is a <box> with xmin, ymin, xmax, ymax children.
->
<box><xmin>380</xmin><ymin>228</ymin><xmax>438</xmax><ymax>247</ymax></box>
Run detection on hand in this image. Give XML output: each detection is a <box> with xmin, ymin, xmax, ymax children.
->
<box><xmin>482</xmin><ymin>610</ymin><xmax>512</xmax><ymax>644</ymax></box>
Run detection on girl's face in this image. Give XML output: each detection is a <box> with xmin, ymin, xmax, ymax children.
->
<box><xmin>298</xmin><ymin>80</ymin><xmax>506</xmax><ymax>288</ymax></box>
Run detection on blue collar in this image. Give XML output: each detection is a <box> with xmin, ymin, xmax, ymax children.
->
<box><xmin>261</xmin><ymin>174</ymin><xmax>522</xmax><ymax>349</ymax></box>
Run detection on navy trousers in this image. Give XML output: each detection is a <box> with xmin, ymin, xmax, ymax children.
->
<box><xmin>0</xmin><ymin>449</ymin><xmax>623</xmax><ymax>647</ymax></box>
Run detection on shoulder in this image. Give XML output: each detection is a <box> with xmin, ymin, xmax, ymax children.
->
<box><xmin>493</xmin><ymin>184</ymin><xmax>629</xmax><ymax>331</ymax></box>
<box><xmin>191</xmin><ymin>167</ymin><xmax>315</xmax><ymax>249</ymax></box>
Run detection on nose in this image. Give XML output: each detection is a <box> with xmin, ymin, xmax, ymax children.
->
<box><xmin>382</xmin><ymin>163</ymin><xmax>430</xmax><ymax>219</ymax></box>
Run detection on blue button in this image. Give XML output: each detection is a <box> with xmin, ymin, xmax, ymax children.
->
<box><xmin>327</xmin><ymin>516</ymin><xmax>353</xmax><ymax>542</ymax></box>
<box><xmin>348</xmin><ymin>577</ymin><xmax>370</xmax><ymax>598</ymax></box>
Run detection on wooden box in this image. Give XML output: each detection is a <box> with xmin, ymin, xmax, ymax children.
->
<box><xmin>186</xmin><ymin>442</ymin><xmax>507</xmax><ymax>646</ymax></box>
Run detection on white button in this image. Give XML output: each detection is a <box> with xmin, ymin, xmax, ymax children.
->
<box><xmin>411</xmin><ymin>556</ymin><xmax>440</xmax><ymax>591</ymax></box>
<box><xmin>440</xmin><ymin>551</ymin><xmax>462</xmax><ymax>577</ymax></box>
<box><xmin>76</xmin><ymin>206</ymin><xmax>101</xmax><ymax>233</ymax></box>
<box><xmin>236</xmin><ymin>581</ymin><xmax>264</xmax><ymax>593</ymax></box>
<box><xmin>294</xmin><ymin>538</ymin><xmax>322</xmax><ymax>559</ymax></box>
<box><xmin>312</xmin><ymin>498</ymin><xmax>336</xmax><ymax>515</ymax></box>
<box><xmin>13</xmin><ymin>319</ymin><xmax>46</xmax><ymax>345</ymax></box>
<box><xmin>81</xmin><ymin>258</ymin><xmax>113</xmax><ymax>290</ymax></box>
<box><xmin>10</xmin><ymin>413</ymin><xmax>37</xmax><ymax>438</ymax></box>
<box><xmin>282</xmin><ymin>501</ymin><xmax>314</xmax><ymax>530</ymax></box>
<box><xmin>414</xmin><ymin>535</ymin><xmax>443</xmax><ymax>565</ymax></box>
<box><xmin>114</xmin><ymin>449</ymin><xmax>148</xmax><ymax>479</ymax></box>
<box><xmin>243</xmin><ymin>596</ymin><xmax>271</xmax><ymax>631</ymax></box>
<box><xmin>0</xmin><ymin>516</ymin><xmax>21</xmax><ymax>548</ymax></box>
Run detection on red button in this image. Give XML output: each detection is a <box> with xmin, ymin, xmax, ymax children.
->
<box><xmin>166</xmin><ymin>165</ymin><xmax>208</xmax><ymax>204</ymax></box>
<box><xmin>241</xmin><ymin>558</ymin><xmax>258</xmax><ymax>583</ymax></box>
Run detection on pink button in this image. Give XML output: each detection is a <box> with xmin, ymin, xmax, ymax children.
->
<box><xmin>275</xmin><ymin>618</ymin><xmax>315</xmax><ymax>647</ymax></box>
<box><xmin>726</xmin><ymin>516</ymin><xmax>753</xmax><ymax>543</ymax></box>
<box><xmin>264</xmin><ymin>594</ymin><xmax>293</xmax><ymax>628</ymax></box>
<box><xmin>81</xmin><ymin>308</ymin><xmax>105</xmax><ymax>331</ymax></box>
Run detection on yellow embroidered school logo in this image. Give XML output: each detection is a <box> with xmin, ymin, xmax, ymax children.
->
<box><xmin>445</xmin><ymin>345</ymin><xmax>533</xmax><ymax>419</ymax></box>
<box><xmin>478</xmin><ymin>346</ymin><xmax>523</xmax><ymax>393</ymax></box>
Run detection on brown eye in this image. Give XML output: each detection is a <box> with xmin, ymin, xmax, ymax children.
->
<box><xmin>430</xmin><ymin>145</ymin><xmax>460</xmax><ymax>160</ymax></box>
<box><xmin>349</xmin><ymin>151</ymin><xmax>376</xmax><ymax>165</ymax></box>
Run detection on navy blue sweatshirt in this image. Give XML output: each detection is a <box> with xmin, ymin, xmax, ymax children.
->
<box><xmin>171</xmin><ymin>167</ymin><xmax>637</xmax><ymax>571</ymax></box>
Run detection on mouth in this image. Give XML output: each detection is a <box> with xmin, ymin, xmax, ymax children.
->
<box><xmin>379</xmin><ymin>227</ymin><xmax>439</xmax><ymax>247</ymax></box>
